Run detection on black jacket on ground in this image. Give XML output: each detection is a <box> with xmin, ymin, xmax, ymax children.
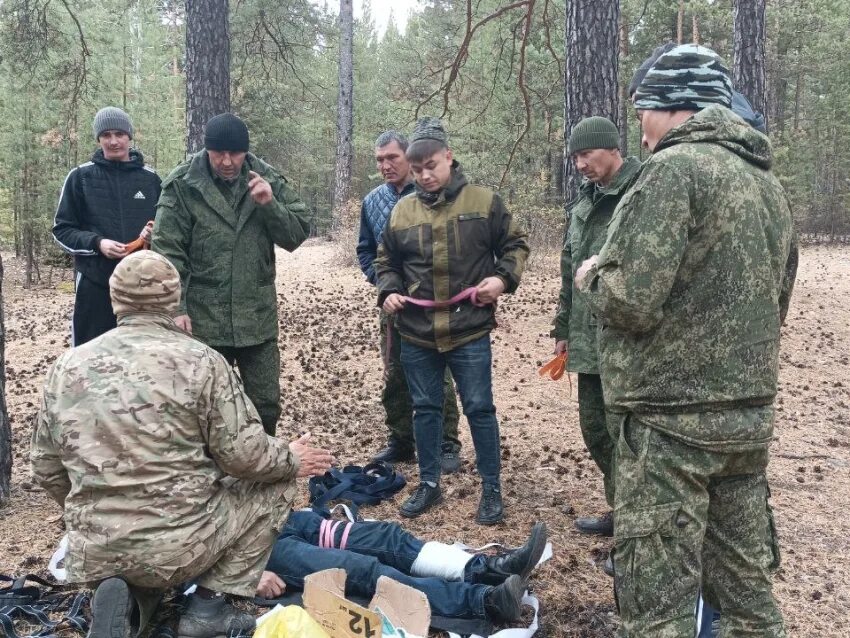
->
<box><xmin>53</xmin><ymin>148</ymin><xmax>161</xmax><ymax>286</ymax></box>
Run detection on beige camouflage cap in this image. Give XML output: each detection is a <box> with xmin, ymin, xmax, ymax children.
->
<box><xmin>109</xmin><ymin>250</ymin><xmax>181</xmax><ymax>316</ymax></box>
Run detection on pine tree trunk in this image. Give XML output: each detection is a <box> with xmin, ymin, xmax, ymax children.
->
<box><xmin>185</xmin><ymin>0</ymin><xmax>231</xmax><ymax>154</ymax></box>
<box><xmin>564</xmin><ymin>0</ymin><xmax>620</xmax><ymax>201</ymax></box>
<box><xmin>0</xmin><ymin>255</ymin><xmax>11</xmax><ymax>507</ymax></box>
<box><xmin>333</xmin><ymin>0</ymin><xmax>354</xmax><ymax>210</ymax></box>
<box><xmin>733</xmin><ymin>0</ymin><xmax>768</xmax><ymax>130</ymax></box>
<box><xmin>618</xmin><ymin>17</ymin><xmax>629</xmax><ymax>155</ymax></box>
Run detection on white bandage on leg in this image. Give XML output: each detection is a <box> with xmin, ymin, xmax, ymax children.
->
<box><xmin>410</xmin><ymin>541</ymin><xmax>473</xmax><ymax>581</ymax></box>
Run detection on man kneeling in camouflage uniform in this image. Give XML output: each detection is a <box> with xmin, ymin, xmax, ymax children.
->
<box><xmin>31</xmin><ymin>251</ymin><xmax>334</xmax><ymax>638</ymax></box>
<box><xmin>577</xmin><ymin>45</ymin><xmax>793</xmax><ymax>636</ymax></box>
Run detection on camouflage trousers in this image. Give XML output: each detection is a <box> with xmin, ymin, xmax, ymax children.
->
<box><xmin>215</xmin><ymin>340</ymin><xmax>281</xmax><ymax>436</ymax></box>
<box><xmin>119</xmin><ymin>478</ymin><xmax>296</xmax><ymax>599</ymax></box>
<box><xmin>577</xmin><ymin>373</ymin><xmax>615</xmax><ymax>507</ymax></box>
<box><xmin>613</xmin><ymin>414</ymin><xmax>785</xmax><ymax>638</ymax></box>
<box><xmin>380</xmin><ymin>312</ymin><xmax>460</xmax><ymax>449</ymax></box>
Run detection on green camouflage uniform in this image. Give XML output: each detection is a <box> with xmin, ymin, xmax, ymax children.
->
<box><xmin>152</xmin><ymin>151</ymin><xmax>310</xmax><ymax>434</ymax></box>
<box><xmin>31</xmin><ymin>313</ymin><xmax>299</xmax><ymax>598</ymax></box>
<box><xmin>552</xmin><ymin>157</ymin><xmax>641</xmax><ymax>507</ymax></box>
<box><xmin>583</xmin><ymin>106</ymin><xmax>793</xmax><ymax>637</ymax></box>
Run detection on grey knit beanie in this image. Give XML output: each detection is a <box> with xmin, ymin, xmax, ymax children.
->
<box><xmin>93</xmin><ymin>107</ymin><xmax>134</xmax><ymax>140</ymax></box>
<box><xmin>568</xmin><ymin>117</ymin><xmax>620</xmax><ymax>154</ymax></box>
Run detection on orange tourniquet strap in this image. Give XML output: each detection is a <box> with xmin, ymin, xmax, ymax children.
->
<box><xmin>538</xmin><ymin>352</ymin><xmax>566</xmax><ymax>380</ymax></box>
<box><xmin>124</xmin><ymin>221</ymin><xmax>155</xmax><ymax>254</ymax></box>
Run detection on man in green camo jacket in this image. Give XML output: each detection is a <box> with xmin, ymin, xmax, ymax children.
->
<box><xmin>577</xmin><ymin>45</ymin><xmax>793</xmax><ymax>637</ymax></box>
<box><xmin>153</xmin><ymin>114</ymin><xmax>310</xmax><ymax>435</ymax></box>
<box><xmin>552</xmin><ymin>116</ymin><xmax>641</xmax><ymax>537</ymax></box>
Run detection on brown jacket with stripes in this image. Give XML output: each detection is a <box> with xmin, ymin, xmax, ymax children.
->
<box><xmin>375</xmin><ymin>165</ymin><xmax>529</xmax><ymax>352</ymax></box>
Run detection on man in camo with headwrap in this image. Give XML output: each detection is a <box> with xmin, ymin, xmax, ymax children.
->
<box><xmin>576</xmin><ymin>45</ymin><xmax>793</xmax><ymax>637</ymax></box>
<box><xmin>31</xmin><ymin>250</ymin><xmax>333</xmax><ymax>638</ymax></box>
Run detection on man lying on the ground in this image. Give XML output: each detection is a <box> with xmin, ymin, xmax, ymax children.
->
<box><xmin>31</xmin><ymin>250</ymin><xmax>334</xmax><ymax>638</ymax></box>
<box><xmin>257</xmin><ymin>510</ymin><xmax>547</xmax><ymax>624</ymax></box>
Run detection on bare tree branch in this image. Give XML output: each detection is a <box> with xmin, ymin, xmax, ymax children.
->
<box><xmin>541</xmin><ymin>0</ymin><xmax>563</xmax><ymax>80</ymax></box>
<box><xmin>499</xmin><ymin>0</ymin><xmax>535</xmax><ymax>188</ymax></box>
<box><xmin>414</xmin><ymin>0</ymin><xmax>531</xmax><ymax>118</ymax></box>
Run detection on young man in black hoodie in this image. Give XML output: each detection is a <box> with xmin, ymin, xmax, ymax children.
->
<box><xmin>53</xmin><ymin>106</ymin><xmax>162</xmax><ymax>346</ymax></box>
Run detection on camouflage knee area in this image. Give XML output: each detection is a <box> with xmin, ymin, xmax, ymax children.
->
<box><xmin>612</xmin><ymin>417</ymin><xmax>705</xmax><ymax>635</ymax></box>
<box><xmin>442</xmin><ymin>369</ymin><xmax>461</xmax><ymax>447</ymax></box>
<box><xmin>578</xmin><ymin>374</ymin><xmax>614</xmax><ymax>503</ymax></box>
<box><xmin>233</xmin><ymin>341</ymin><xmax>281</xmax><ymax>436</ymax></box>
<box><xmin>381</xmin><ymin>316</ymin><xmax>414</xmax><ymax>445</ymax></box>
<box><xmin>613</xmin><ymin>415</ymin><xmax>784</xmax><ymax>637</ymax></box>
<box><xmin>382</xmin><ymin>365</ymin><xmax>414</xmax><ymax>444</ymax></box>
<box><xmin>198</xmin><ymin>479</ymin><xmax>297</xmax><ymax>597</ymax></box>
<box><xmin>702</xmin><ymin>471</ymin><xmax>785</xmax><ymax>637</ymax></box>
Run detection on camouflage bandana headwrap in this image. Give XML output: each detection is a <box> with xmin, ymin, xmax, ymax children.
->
<box><xmin>634</xmin><ymin>44</ymin><xmax>732</xmax><ymax>111</ymax></box>
<box><xmin>110</xmin><ymin>250</ymin><xmax>181</xmax><ymax>316</ymax></box>
<box><xmin>410</xmin><ymin>117</ymin><xmax>449</xmax><ymax>145</ymax></box>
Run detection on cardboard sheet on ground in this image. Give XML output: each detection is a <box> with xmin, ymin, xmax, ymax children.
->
<box><xmin>301</xmin><ymin>568</ymin><xmax>429</xmax><ymax>638</ymax></box>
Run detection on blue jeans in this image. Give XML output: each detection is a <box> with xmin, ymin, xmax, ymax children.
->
<box><xmin>266</xmin><ymin>511</ymin><xmax>490</xmax><ymax>619</ymax></box>
<box><xmin>400</xmin><ymin>335</ymin><xmax>501</xmax><ymax>486</ymax></box>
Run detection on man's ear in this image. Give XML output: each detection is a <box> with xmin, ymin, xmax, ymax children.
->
<box><xmin>445</xmin><ymin>148</ymin><xmax>453</xmax><ymax>163</ymax></box>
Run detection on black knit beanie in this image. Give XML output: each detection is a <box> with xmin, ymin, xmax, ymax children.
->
<box><xmin>628</xmin><ymin>42</ymin><xmax>678</xmax><ymax>98</ymax></box>
<box><xmin>204</xmin><ymin>114</ymin><xmax>250</xmax><ymax>152</ymax></box>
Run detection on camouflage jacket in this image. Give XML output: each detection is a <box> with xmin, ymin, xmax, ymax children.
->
<box><xmin>30</xmin><ymin>313</ymin><xmax>300</xmax><ymax>584</ymax></box>
<box><xmin>375</xmin><ymin>164</ymin><xmax>530</xmax><ymax>352</ymax></box>
<box><xmin>152</xmin><ymin>151</ymin><xmax>310</xmax><ymax>347</ymax></box>
<box><xmin>583</xmin><ymin>106</ymin><xmax>795</xmax><ymax>448</ymax></box>
<box><xmin>552</xmin><ymin>157</ymin><xmax>641</xmax><ymax>374</ymax></box>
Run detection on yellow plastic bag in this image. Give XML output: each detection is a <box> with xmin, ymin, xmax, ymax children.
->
<box><xmin>254</xmin><ymin>604</ymin><xmax>330</xmax><ymax>638</ymax></box>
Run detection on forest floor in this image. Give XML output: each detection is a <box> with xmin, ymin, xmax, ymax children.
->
<box><xmin>0</xmin><ymin>241</ymin><xmax>848</xmax><ymax>637</ymax></box>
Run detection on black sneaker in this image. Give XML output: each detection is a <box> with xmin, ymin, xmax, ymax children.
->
<box><xmin>399</xmin><ymin>483</ymin><xmax>442</xmax><ymax>518</ymax></box>
<box><xmin>574</xmin><ymin>510</ymin><xmax>614</xmax><ymax>537</ymax></box>
<box><xmin>474</xmin><ymin>522</ymin><xmax>547</xmax><ymax>585</ymax></box>
<box><xmin>477</xmin><ymin>484</ymin><xmax>504</xmax><ymax>525</ymax></box>
<box><xmin>371</xmin><ymin>440</ymin><xmax>415</xmax><ymax>464</ymax></box>
<box><xmin>177</xmin><ymin>594</ymin><xmax>256</xmax><ymax>638</ymax></box>
<box><xmin>88</xmin><ymin>577</ymin><xmax>134</xmax><ymax>638</ymax></box>
<box><xmin>483</xmin><ymin>574</ymin><xmax>527</xmax><ymax>623</ymax></box>
<box><xmin>440</xmin><ymin>442</ymin><xmax>461</xmax><ymax>474</ymax></box>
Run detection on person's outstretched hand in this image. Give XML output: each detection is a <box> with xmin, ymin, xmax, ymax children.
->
<box><xmin>289</xmin><ymin>433</ymin><xmax>335</xmax><ymax>477</ymax></box>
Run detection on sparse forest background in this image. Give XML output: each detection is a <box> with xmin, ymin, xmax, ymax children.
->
<box><xmin>0</xmin><ymin>0</ymin><xmax>848</xmax><ymax>286</ymax></box>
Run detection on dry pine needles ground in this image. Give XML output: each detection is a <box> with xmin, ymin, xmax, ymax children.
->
<box><xmin>0</xmin><ymin>243</ymin><xmax>848</xmax><ymax>637</ymax></box>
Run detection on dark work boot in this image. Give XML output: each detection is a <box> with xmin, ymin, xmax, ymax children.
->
<box><xmin>476</xmin><ymin>484</ymin><xmax>504</xmax><ymax>525</ymax></box>
<box><xmin>88</xmin><ymin>577</ymin><xmax>134</xmax><ymax>638</ymax></box>
<box><xmin>399</xmin><ymin>483</ymin><xmax>443</xmax><ymax>518</ymax></box>
<box><xmin>472</xmin><ymin>522</ymin><xmax>547</xmax><ymax>585</ymax></box>
<box><xmin>371</xmin><ymin>439</ymin><xmax>415</xmax><ymax>464</ymax></box>
<box><xmin>483</xmin><ymin>575</ymin><xmax>527</xmax><ymax>623</ymax></box>
<box><xmin>177</xmin><ymin>594</ymin><xmax>256</xmax><ymax>638</ymax></box>
<box><xmin>440</xmin><ymin>442</ymin><xmax>461</xmax><ymax>475</ymax></box>
<box><xmin>574</xmin><ymin>510</ymin><xmax>614</xmax><ymax>537</ymax></box>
